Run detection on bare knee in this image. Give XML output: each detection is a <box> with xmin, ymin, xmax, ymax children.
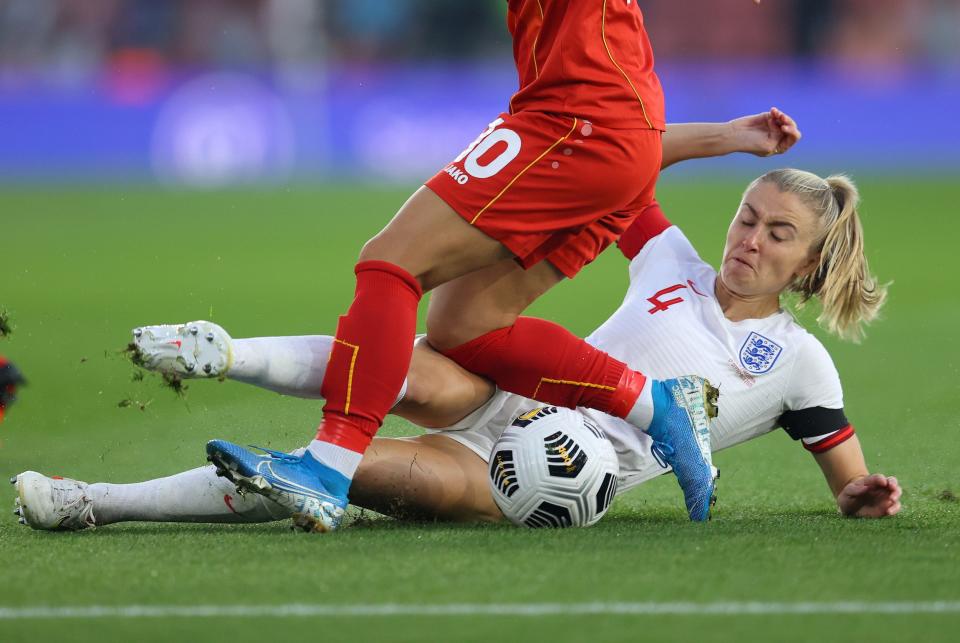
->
<box><xmin>394</xmin><ymin>340</ymin><xmax>495</xmax><ymax>428</ymax></box>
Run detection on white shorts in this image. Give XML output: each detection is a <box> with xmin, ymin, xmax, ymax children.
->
<box><xmin>426</xmin><ymin>389</ymin><xmax>533</xmax><ymax>462</ymax></box>
<box><xmin>426</xmin><ymin>389</ymin><xmax>669</xmax><ymax>495</ymax></box>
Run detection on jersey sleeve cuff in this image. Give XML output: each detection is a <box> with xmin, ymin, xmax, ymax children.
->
<box><xmin>803</xmin><ymin>424</ymin><xmax>855</xmax><ymax>453</ymax></box>
<box><xmin>617</xmin><ymin>201</ymin><xmax>672</xmax><ymax>260</ymax></box>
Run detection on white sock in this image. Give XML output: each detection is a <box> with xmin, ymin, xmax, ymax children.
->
<box><xmin>228</xmin><ymin>335</ymin><xmax>407</xmax><ymax>406</ymax></box>
<box><xmin>624</xmin><ymin>378</ymin><xmax>654</xmax><ymax>431</ymax></box>
<box><xmin>306</xmin><ymin>440</ymin><xmax>363</xmax><ymax>479</ymax></box>
<box><xmin>228</xmin><ymin>335</ymin><xmax>332</xmax><ymax>398</ymax></box>
<box><xmin>88</xmin><ymin>466</ymin><xmax>291</xmax><ymax>525</ymax></box>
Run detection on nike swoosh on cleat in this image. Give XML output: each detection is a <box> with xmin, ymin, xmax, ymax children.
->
<box><xmin>256</xmin><ymin>461</ymin><xmax>340</xmax><ymax>505</ymax></box>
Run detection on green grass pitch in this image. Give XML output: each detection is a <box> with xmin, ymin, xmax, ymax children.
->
<box><xmin>1</xmin><ymin>178</ymin><xmax>958</xmax><ymax>642</ymax></box>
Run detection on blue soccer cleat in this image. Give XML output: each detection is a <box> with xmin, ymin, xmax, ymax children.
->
<box><xmin>646</xmin><ymin>376</ymin><xmax>720</xmax><ymax>522</ymax></box>
<box><xmin>206</xmin><ymin>440</ymin><xmax>349</xmax><ymax>532</ymax></box>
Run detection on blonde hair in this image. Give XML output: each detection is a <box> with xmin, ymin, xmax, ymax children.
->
<box><xmin>751</xmin><ymin>169</ymin><xmax>887</xmax><ymax>342</ymax></box>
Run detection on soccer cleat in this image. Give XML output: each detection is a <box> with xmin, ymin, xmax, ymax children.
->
<box><xmin>12</xmin><ymin>471</ymin><xmax>96</xmax><ymax>531</ymax></box>
<box><xmin>205</xmin><ymin>440</ymin><xmax>349</xmax><ymax>533</ymax></box>
<box><xmin>646</xmin><ymin>376</ymin><xmax>720</xmax><ymax>522</ymax></box>
<box><xmin>130</xmin><ymin>320</ymin><xmax>232</xmax><ymax>378</ymax></box>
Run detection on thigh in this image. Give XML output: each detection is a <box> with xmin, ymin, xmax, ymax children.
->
<box><xmin>351</xmin><ymin>434</ymin><xmax>502</xmax><ymax>523</ymax></box>
<box><xmin>425</xmin><ymin>258</ymin><xmax>565</xmax><ymax>351</ymax></box>
<box><xmin>360</xmin><ymin>186</ymin><xmax>513</xmax><ymax>291</ymax></box>
<box><xmin>394</xmin><ymin>338</ymin><xmax>496</xmax><ymax>429</ymax></box>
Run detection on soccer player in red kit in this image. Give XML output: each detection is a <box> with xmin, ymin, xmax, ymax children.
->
<box><xmin>206</xmin><ymin>1</ymin><xmax>794</xmax><ymax>530</ymax></box>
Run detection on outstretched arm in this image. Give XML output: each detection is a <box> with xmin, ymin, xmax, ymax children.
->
<box><xmin>813</xmin><ymin>435</ymin><xmax>902</xmax><ymax>518</ymax></box>
<box><xmin>661</xmin><ymin>107</ymin><xmax>801</xmax><ymax>170</ymax></box>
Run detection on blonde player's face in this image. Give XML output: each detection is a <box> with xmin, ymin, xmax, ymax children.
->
<box><xmin>719</xmin><ymin>182</ymin><xmax>820</xmax><ymax>299</ymax></box>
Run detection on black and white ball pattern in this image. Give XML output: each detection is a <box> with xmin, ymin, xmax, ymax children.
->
<box><xmin>489</xmin><ymin>406</ymin><xmax>620</xmax><ymax>528</ymax></box>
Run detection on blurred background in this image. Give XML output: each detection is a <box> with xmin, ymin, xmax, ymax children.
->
<box><xmin>2</xmin><ymin>8</ymin><xmax>959</xmax><ymax>631</ymax></box>
<box><xmin>1</xmin><ymin>0</ymin><xmax>958</xmax><ymax>185</ymax></box>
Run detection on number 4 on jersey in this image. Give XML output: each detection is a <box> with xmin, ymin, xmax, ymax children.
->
<box><xmin>647</xmin><ymin>280</ymin><xmax>708</xmax><ymax>314</ymax></box>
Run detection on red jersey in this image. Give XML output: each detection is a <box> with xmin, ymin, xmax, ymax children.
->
<box><xmin>507</xmin><ymin>0</ymin><xmax>665</xmax><ymax>131</ymax></box>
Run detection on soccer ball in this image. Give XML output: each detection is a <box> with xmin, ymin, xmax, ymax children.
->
<box><xmin>489</xmin><ymin>406</ymin><xmax>619</xmax><ymax>528</ymax></box>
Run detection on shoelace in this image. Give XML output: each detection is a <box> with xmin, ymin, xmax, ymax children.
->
<box><xmin>649</xmin><ymin>441</ymin><xmax>674</xmax><ymax>470</ymax></box>
<box><xmin>249</xmin><ymin>445</ymin><xmax>300</xmax><ymax>463</ymax></box>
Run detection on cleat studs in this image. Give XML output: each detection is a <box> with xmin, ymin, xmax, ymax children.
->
<box><xmin>18</xmin><ymin>517</ymin><xmax>26</xmax><ymax>525</ymax></box>
<box><xmin>203</xmin><ymin>364</ymin><xmax>212</xmax><ymax>374</ymax></box>
<box><xmin>12</xmin><ymin>508</ymin><xmax>19</xmax><ymax>515</ymax></box>
<box><xmin>184</xmin><ymin>363</ymin><xmax>195</xmax><ymax>372</ymax></box>
<box><xmin>133</xmin><ymin>328</ymin><xmax>143</xmax><ymax>338</ymax></box>
<box><xmin>189</xmin><ymin>326</ymin><xmax>199</xmax><ymax>336</ymax></box>
<box><xmin>9</xmin><ymin>476</ymin><xmax>16</xmax><ymax>485</ymax></box>
<box><xmin>205</xmin><ymin>332</ymin><xmax>215</xmax><ymax>342</ymax></box>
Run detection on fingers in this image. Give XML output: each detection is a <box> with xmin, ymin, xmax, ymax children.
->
<box><xmin>843</xmin><ymin>474</ymin><xmax>904</xmax><ymax>518</ymax></box>
<box><xmin>864</xmin><ymin>472</ymin><xmax>888</xmax><ymax>487</ymax></box>
<box><xmin>866</xmin><ymin>474</ymin><xmax>904</xmax><ymax>518</ymax></box>
<box><xmin>767</xmin><ymin>106</ymin><xmax>801</xmax><ymax>155</ymax></box>
<box><xmin>885</xmin><ymin>476</ymin><xmax>902</xmax><ymax>505</ymax></box>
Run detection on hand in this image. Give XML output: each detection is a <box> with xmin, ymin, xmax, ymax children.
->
<box><xmin>728</xmin><ymin>107</ymin><xmax>801</xmax><ymax>157</ymax></box>
<box><xmin>837</xmin><ymin>473</ymin><xmax>902</xmax><ymax>518</ymax></box>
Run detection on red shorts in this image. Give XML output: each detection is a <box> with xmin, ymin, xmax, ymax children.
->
<box><xmin>425</xmin><ymin>111</ymin><xmax>661</xmax><ymax>278</ymax></box>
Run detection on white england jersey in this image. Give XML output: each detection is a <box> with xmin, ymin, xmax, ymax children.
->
<box><xmin>439</xmin><ymin>224</ymin><xmax>847</xmax><ymax>494</ymax></box>
<box><xmin>580</xmin><ymin>225</ymin><xmax>844</xmax><ymax>492</ymax></box>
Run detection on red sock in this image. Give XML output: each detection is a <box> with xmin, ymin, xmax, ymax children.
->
<box><xmin>318</xmin><ymin>261</ymin><xmax>422</xmax><ymax>453</ymax></box>
<box><xmin>441</xmin><ymin>317</ymin><xmax>646</xmax><ymax>419</ymax></box>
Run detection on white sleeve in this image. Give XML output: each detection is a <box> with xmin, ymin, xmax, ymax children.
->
<box><xmin>784</xmin><ymin>335</ymin><xmax>844</xmax><ymax>411</ymax></box>
<box><xmin>627</xmin><ymin>226</ymin><xmax>692</xmax><ymax>285</ymax></box>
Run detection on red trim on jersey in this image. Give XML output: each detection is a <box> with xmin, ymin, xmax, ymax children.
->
<box><xmin>617</xmin><ymin>201</ymin><xmax>672</xmax><ymax>260</ymax></box>
<box><xmin>804</xmin><ymin>424</ymin><xmax>855</xmax><ymax>453</ymax></box>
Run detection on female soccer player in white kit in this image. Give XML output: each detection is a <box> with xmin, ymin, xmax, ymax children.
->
<box><xmin>12</xmin><ymin>113</ymin><xmax>902</xmax><ymax>529</ymax></box>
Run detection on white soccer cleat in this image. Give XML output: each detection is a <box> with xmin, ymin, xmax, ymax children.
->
<box><xmin>12</xmin><ymin>471</ymin><xmax>96</xmax><ymax>531</ymax></box>
<box><xmin>131</xmin><ymin>320</ymin><xmax>233</xmax><ymax>378</ymax></box>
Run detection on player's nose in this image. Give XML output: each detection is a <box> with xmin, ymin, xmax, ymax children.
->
<box><xmin>740</xmin><ymin>229</ymin><xmax>761</xmax><ymax>251</ymax></box>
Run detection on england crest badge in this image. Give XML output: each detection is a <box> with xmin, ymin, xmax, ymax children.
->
<box><xmin>739</xmin><ymin>332</ymin><xmax>783</xmax><ymax>375</ymax></box>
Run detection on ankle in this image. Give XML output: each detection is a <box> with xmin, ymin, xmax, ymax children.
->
<box><xmin>624</xmin><ymin>377</ymin><xmax>655</xmax><ymax>431</ymax></box>
<box><xmin>306</xmin><ymin>439</ymin><xmax>363</xmax><ymax>480</ymax></box>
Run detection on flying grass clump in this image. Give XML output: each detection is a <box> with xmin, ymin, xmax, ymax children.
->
<box><xmin>122</xmin><ymin>342</ymin><xmax>147</xmax><ymax>367</ymax></box>
<box><xmin>0</xmin><ymin>309</ymin><xmax>13</xmax><ymax>338</ymax></box>
<box><xmin>115</xmin><ymin>343</ymin><xmax>189</xmax><ymax>409</ymax></box>
<box><xmin>117</xmin><ymin>398</ymin><xmax>153</xmax><ymax>411</ymax></box>
<box><xmin>120</xmin><ymin>342</ymin><xmax>187</xmax><ymax>396</ymax></box>
<box><xmin>161</xmin><ymin>371</ymin><xmax>188</xmax><ymax>398</ymax></box>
